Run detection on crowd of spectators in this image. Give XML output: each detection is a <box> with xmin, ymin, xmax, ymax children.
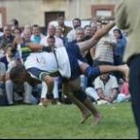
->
<box><xmin>0</xmin><ymin>15</ymin><xmax>130</xmax><ymax>106</ymax></box>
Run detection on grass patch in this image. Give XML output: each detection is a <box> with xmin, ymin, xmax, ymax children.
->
<box><xmin>0</xmin><ymin>103</ymin><xmax>137</xmax><ymax>139</ymax></box>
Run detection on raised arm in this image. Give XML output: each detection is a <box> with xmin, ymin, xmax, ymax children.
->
<box><xmin>77</xmin><ymin>21</ymin><xmax>116</xmax><ymax>53</ymax></box>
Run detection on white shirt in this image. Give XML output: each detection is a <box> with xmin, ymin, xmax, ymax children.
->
<box><xmin>67</xmin><ymin>29</ymin><xmax>76</xmax><ymax>42</ymax></box>
<box><xmin>94</xmin><ymin>75</ymin><xmax>119</xmax><ymax>97</ymax></box>
<box><xmin>40</xmin><ymin>35</ymin><xmax>64</xmax><ymax>48</ymax></box>
<box><xmin>24</xmin><ymin>47</ymin><xmax>71</xmax><ymax>79</ymax></box>
<box><xmin>0</xmin><ymin>32</ymin><xmax>3</xmax><ymax>37</ymax></box>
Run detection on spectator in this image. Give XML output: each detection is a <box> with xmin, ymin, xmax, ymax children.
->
<box><xmin>94</xmin><ymin>74</ymin><xmax>119</xmax><ymax>104</ymax></box>
<box><xmin>40</xmin><ymin>24</ymin><xmax>64</xmax><ymax>47</ymax></box>
<box><xmin>31</xmin><ymin>24</ymin><xmax>45</xmax><ymax>44</ymax></box>
<box><xmin>10</xmin><ymin>19</ymin><xmax>19</xmax><ymax>31</ymax></box>
<box><xmin>93</xmin><ymin>22</ymin><xmax>116</xmax><ymax>66</ymax></box>
<box><xmin>67</xmin><ymin>18</ymin><xmax>81</xmax><ymax>42</ymax></box>
<box><xmin>0</xmin><ymin>25</ymin><xmax>15</xmax><ymax>51</ymax></box>
<box><xmin>1</xmin><ymin>44</ymin><xmax>17</xmax><ymax>70</ymax></box>
<box><xmin>55</xmin><ymin>26</ymin><xmax>68</xmax><ymax>47</ymax></box>
<box><xmin>84</xmin><ymin>25</ymin><xmax>93</xmax><ymax>67</ymax></box>
<box><xmin>90</xmin><ymin>21</ymin><xmax>98</xmax><ymax>35</ymax></box>
<box><xmin>113</xmin><ymin>29</ymin><xmax>127</xmax><ymax>60</ymax></box>
<box><xmin>116</xmin><ymin>78</ymin><xmax>131</xmax><ymax>102</ymax></box>
<box><xmin>13</xmin><ymin>28</ymin><xmax>22</xmax><ymax>37</ymax></box>
<box><xmin>57</xmin><ymin>14</ymin><xmax>72</xmax><ymax>37</ymax></box>
<box><xmin>113</xmin><ymin>28</ymin><xmax>127</xmax><ymax>81</ymax></box>
<box><xmin>1</xmin><ymin>44</ymin><xmax>37</xmax><ymax>105</ymax></box>
<box><xmin>16</xmin><ymin>29</ymin><xmax>32</xmax><ymax>62</ymax></box>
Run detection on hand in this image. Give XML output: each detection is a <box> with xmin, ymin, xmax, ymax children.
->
<box><xmin>104</xmin><ymin>97</ymin><xmax>112</xmax><ymax>103</ymax></box>
<box><xmin>118</xmin><ymin>64</ymin><xmax>129</xmax><ymax>79</ymax></box>
<box><xmin>104</xmin><ymin>41</ymin><xmax>110</xmax><ymax>45</ymax></box>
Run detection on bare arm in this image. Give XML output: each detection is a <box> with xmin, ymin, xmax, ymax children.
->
<box><xmin>96</xmin><ymin>89</ymin><xmax>106</xmax><ymax>100</ymax></box>
<box><xmin>77</xmin><ymin>21</ymin><xmax>116</xmax><ymax>53</ymax></box>
<box><xmin>109</xmin><ymin>88</ymin><xmax>119</xmax><ymax>103</ymax></box>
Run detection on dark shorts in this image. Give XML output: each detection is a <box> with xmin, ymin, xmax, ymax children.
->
<box><xmin>65</xmin><ymin>43</ymin><xmax>85</xmax><ymax>80</ymax></box>
<box><xmin>27</xmin><ymin>68</ymin><xmax>49</xmax><ymax>81</ymax></box>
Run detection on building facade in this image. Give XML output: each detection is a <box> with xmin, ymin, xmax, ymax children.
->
<box><xmin>0</xmin><ymin>0</ymin><xmax>120</xmax><ymax>28</ymax></box>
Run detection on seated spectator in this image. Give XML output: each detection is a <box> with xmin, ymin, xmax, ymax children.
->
<box><xmin>86</xmin><ymin>74</ymin><xmax>119</xmax><ymax>104</ymax></box>
<box><xmin>1</xmin><ymin>44</ymin><xmax>37</xmax><ymax>105</ymax></box>
<box><xmin>116</xmin><ymin>78</ymin><xmax>131</xmax><ymax>102</ymax></box>
<box><xmin>94</xmin><ymin>74</ymin><xmax>119</xmax><ymax>104</ymax></box>
<box><xmin>1</xmin><ymin>44</ymin><xmax>17</xmax><ymax>70</ymax></box>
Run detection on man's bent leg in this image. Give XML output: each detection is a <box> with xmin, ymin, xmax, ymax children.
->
<box><xmin>68</xmin><ymin>78</ymin><xmax>102</xmax><ymax>125</ymax></box>
<box><xmin>63</xmin><ymin>79</ymin><xmax>91</xmax><ymax>124</ymax></box>
<box><xmin>80</xmin><ymin>63</ymin><xmax>129</xmax><ymax>81</ymax></box>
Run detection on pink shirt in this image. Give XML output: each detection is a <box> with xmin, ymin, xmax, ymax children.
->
<box><xmin>121</xmin><ymin>82</ymin><xmax>129</xmax><ymax>96</ymax></box>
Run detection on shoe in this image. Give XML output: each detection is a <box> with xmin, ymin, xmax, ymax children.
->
<box><xmin>97</xmin><ymin>100</ymin><xmax>109</xmax><ymax>105</ymax></box>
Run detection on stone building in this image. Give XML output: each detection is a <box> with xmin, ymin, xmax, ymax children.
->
<box><xmin>0</xmin><ymin>0</ymin><xmax>120</xmax><ymax>28</ymax></box>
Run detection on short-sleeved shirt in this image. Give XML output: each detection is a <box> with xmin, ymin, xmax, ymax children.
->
<box><xmin>94</xmin><ymin>34</ymin><xmax>116</xmax><ymax>64</ymax></box>
<box><xmin>94</xmin><ymin>75</ymin><xmax>119</xmax><ymax>97</ymax></box>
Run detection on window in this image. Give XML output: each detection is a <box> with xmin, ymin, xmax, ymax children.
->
<box><xmin>91</xmin><ymin>5</ymin><xmax>115</xmax><ymax>18</ymax></box>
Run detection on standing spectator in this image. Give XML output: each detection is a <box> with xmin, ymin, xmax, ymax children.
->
<box><xmin>84</xmin><ymin>25</ymin><xmax>93</xmax><ymax>67</ymax></box>
<box><xmin>0</xmin><ymin>25</ymin><xmax>15</xmax><ymax>51</ymax></box>
<box><xmin>93</xmin><ymin>22</ymin><xmax>116</xmax><ymax>66</ymax></box>
<box><xmin>31</xmin><ymin>24</ymin><xmax>45</xmax><ymax>44</ymax></box>
<box><xmin>55</xmin><ymin>26</ymin><xmax>68</xmax><ymax>47</ymax></box>
<box><xmin>67</xmin><ymin>18</ymin><xmax>81</xmax><ymax>42</ymax></box>
<box><xmin>116</xmin><ymin>1</ymin><xmax>140</xmax><ymax>137</ymax></box>
<box><xmin>90</xmin><ymin>21</ymin><xmax>98</xmax><ymax>35</ymax></box>
<box><xmin>57</xmin><ymin>14</ymin><xmax>72</xmax><ymax>37</ymax></box>
<box><xmin>113</xmin><ymin>28</ymin><xmax>127</xmax><ymax>65</ymax></box>
<box><xmin>40</xmin><ymin>24</ymin><xmax>64</xmax><ymax>47</ymax></box>
<box><xmin>113</xmin><ymin>28</ymin><xmax>127</xmax><ymax>81</ymax></box>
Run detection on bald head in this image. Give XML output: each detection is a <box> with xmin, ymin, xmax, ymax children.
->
<box><xmin>47</xmin><ymin>24</ymin><xmax>56</xmax><ymax>36</ymax></box>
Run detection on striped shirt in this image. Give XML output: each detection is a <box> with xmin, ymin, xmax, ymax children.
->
<box><xmin>94</xmin><ymin>34</ymin><xmax>116</xmax><ymax>64</ymax></box>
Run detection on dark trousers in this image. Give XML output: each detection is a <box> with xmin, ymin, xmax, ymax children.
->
<box><xmin>129</xmin><ymin>55</ymin><xmax>140</xmax><ymax>138</ymax></box>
